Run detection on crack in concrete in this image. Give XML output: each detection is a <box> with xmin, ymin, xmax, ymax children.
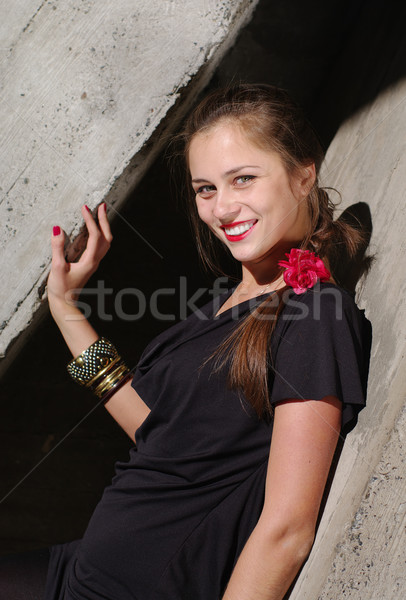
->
<box><xmin>21</xmin><ymin>1</ymin><xmax>48</xmax><ymax>34</ymax></box>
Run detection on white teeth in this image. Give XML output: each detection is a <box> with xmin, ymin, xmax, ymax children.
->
<box><xmin>224</xmin><ymin>221</ymin><xmax>255</xmax><ymax>236</ymax></box>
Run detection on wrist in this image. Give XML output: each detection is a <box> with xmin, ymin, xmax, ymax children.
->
<box><xmin>48</xmin><ymin>293</ymin><xmax>83</xmax><ymax>321</ymax></box>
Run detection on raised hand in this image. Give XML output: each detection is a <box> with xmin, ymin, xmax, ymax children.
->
<box><xmin>46</xmin><ymin>203</ymin><xmax>149</xmax><ymax>437</ymax></box>
<box><xmin>47</xmin><ymin>203</ymin><xmax>112</xmax><ymax>307</ymax></box>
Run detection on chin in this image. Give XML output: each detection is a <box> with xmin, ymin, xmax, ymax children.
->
<box><xmin>230</xmin><ymin>251</ymin><xmax>264</xmax><ymax>264</ymax></box>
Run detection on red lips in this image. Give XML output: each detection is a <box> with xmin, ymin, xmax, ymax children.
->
<box><xmin>220</xmin><ymin>219</ymin><xmax>258</xmax><ymax>242</ymax></box>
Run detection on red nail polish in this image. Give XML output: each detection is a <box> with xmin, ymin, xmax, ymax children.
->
<box><xmin>102</xmin><ymin>202</ymin><xmax>107</xmax><ymax>212</ymax></box>
<box><xmin>53</xmin><ymin>226</ymin><xmax>61</xmax><ymax>236</ymax></box>
<box><xmin>85</xmin><ymin>205</ymin><xmax>90</xmax><ymax>212</ymax></box>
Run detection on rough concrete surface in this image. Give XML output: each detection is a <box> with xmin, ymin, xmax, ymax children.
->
<box><xmin>289</xmin><ymin>80</ymin><xmax>406</xmax><ymax>599</ymax></box>
<box><xmin>0</xmin><ymin>0</ymin><xmax>258</xmax><ymax>367</ymax></box>
<box><xmin>318</xmin><ymin>404</ymin><xmax>406</xmax><ymax>599</ymax></box>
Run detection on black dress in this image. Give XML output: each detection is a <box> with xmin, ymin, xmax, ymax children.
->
<box><xmin>44</xmin><ymin>283</ymin><xmax>371</xmax><ymax>600</ymax></box>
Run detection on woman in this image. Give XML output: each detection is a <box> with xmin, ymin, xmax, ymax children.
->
<box><xmin>1</xmin><ymin>84</ymin><xmax>370</xmax><ymax>600</ymax></box>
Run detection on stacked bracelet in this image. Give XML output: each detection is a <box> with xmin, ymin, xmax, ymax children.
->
<box><xmin>67</xmin><ymin>338</ymin><xmax>131</xmax><ymax>401</ymax></box>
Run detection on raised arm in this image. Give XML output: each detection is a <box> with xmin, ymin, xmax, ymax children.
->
<box><xmin>222</xmin><ymin>396</ymin><xmax>342</xmax><ymax>600</ymax></box>
<box><xmin>47</xmin><ymin>204</ymin><xmax>150</xmax><ymax>440</ymax></box>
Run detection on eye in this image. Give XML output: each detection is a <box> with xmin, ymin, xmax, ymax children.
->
<box><xmin>195</xmin><ymin>184</ymin><xmax>216</xmax><ymax>197</ymax></box>
<box><xmin>235</xmin><ymin>175</ymin><xmax>255</xmax><ymax>185</ymax></box>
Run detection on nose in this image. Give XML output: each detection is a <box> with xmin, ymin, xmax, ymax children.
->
<box><xmin>212</xmin><ymin>188</ymin><xmax>240</xmax><ymax>223</ymax></box>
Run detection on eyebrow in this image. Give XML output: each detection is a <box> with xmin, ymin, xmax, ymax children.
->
<box><xmin>191</xmin><ymin>165</ymin><xmax>261</xmax><ymax>184</ymax></box>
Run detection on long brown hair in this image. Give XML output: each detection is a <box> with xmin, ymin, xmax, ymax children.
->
<box><xmin>179</xmin><ymin>84</ymin><xmax>362</xmax><ymax>418</ymax></box>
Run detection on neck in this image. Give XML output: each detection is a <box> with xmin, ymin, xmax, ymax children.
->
<box><xmin>238</xmin><ymin>238</ymin><xmax>306</xmax><ymax>290</ymax></box>
<box><xmin>239</xmin><ymin>255</ymin><xmax>286</xmax><ymax>292</ymax></box>
<box><xmin>236</xmin><ymin>270</ymin><xmax>285</xmax><ymax>300</ymax></box>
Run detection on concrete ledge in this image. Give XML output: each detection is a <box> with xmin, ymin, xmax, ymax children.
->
<box><xmin>290</xmin><ymin>80</ymin><xmax>406</xmax><ymax>598</ymax></box>
<box><xmin>318</xmin><ymin>403</ymin><xmax>406</xmax><ymax>598</ymax></box>
<box><xmin>0</xmin><ymin>0</ymin><xmax>258</xmax><ymax>370</ymax></box>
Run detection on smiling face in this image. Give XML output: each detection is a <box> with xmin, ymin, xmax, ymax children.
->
<box><xmin>188</xmin><ymin>120</ymin><xmax>314</xmax><ymax>277</ymax></box>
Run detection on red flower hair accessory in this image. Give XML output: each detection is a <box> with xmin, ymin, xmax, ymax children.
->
<box><xmin>278</xmin><ymin>248</ymin><xmax>330</xmax><ymax>294</ymax></box>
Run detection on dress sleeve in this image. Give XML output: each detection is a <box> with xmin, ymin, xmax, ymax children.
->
<box><xmin>268</xmin><ymin>285</ymin><xmax>371</xmax><ymax>434</ymax></box>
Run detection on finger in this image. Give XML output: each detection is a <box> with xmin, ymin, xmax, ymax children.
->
<box><xmin>81</xmin><ymin>204</ymin><xmax>100</xmax><ymax>235</ymax></box>
<box><xmin>51</xmin><ymin>225</ymin><xmax>67</xmax><ymax>268</ymax></box>
<box><xmin>81</xmin><ymin>204</ymin><xmax>103</xmax><ymax>256</ymax></box>
<box><xmin>97</xmin><ymin>202</ymin><xmax>113</xmax><ymax>243</ymax></box>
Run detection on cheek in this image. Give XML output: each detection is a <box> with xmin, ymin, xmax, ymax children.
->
<box><xmin>195</xmin><ymin>201</ymin><xmax>213</xmax><ymax>229</ymax></box>
<box><xmin>195</xmin><ymin>200</ymin><xmax>206</xmax><ymax>221</ymax></box>
<box><xmin>195</xmin><ymin>202</ymin><xmax>222</xmax><ymax>238</ymax></box>
<box><xmin>275</xmin><ymin>185</ymin><xmax>302</xmax><ymax>215</ymax></box>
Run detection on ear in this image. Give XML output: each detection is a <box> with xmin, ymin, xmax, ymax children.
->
<box><xmin>292</xmin><ymin>163</ymin><xmax>316</xmax><ymax>199</ymax></box>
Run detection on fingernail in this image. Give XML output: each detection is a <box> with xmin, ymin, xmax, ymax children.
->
<box><xmin>53</xmin><ymin>226</ymin><xmax>61</xmax><ymax>236</ymax></box>
<box><xmin>102</xmin><ymin>202</ymin><xmax>107</xmax><ymax>212</ymax></box>
<box><xmin>85</xmin><ymin>205</ymin><xmax>90</xmax><ymax>212</ymax></box>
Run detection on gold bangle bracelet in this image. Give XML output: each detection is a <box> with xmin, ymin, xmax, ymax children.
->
<box><xmin>67</xmin><ymin>338</ymin><xmax>131</xmax><ymax>401</ymax></box>
<box><xmin>85</xmin><ymin>356</ymin><xmax>122</xmax><ymax>389</ymax></box>
<box><xmin>94</xmin><ymin>364</ymin><xmax>131</xmax><ymax>399</ymax></box>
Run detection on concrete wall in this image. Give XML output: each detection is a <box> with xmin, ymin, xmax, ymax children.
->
<box><xmin>1</xmin><ymin>1</ymin><xmax>405</xmax><ymax>595</ymax></box>
<box><xmin>0</xmin><ymin>0</ymin><xmax>258</xmax><ymax>372</ymax></box>
<box><xmin>290</xmin><ymin>79</ymin><xmax>406</xmax><ymax>599</ymax></box>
